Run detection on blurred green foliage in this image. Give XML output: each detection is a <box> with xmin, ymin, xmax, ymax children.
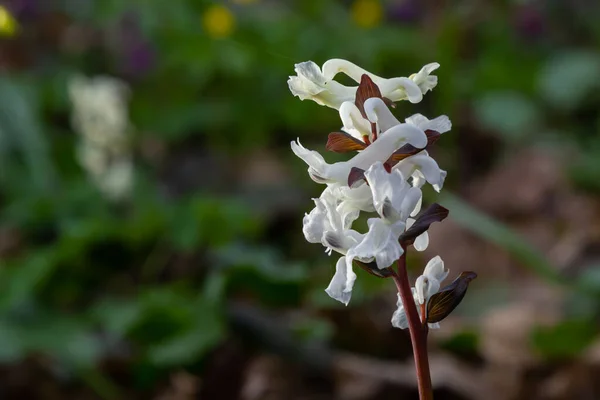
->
<box><xmin>1</xmin><ymin>0</ymin><xmax>600</xmax><ymax>397</ymax></box>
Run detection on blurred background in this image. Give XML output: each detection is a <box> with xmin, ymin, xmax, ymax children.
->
<box><xmin>1</xmin><ymin>0</ymin><xmax>600</xmax><ymax>399</ymax></box>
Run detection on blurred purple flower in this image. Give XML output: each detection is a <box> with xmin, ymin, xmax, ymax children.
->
<box><xmin>116</xmin><ymin>11</ymin><xmax>156</xmax><ymax>78</ymax></box>
<box><xmin>514</xmin><ymin>4</ymin><xmax>545</xmax><ymax>39</ymax></box>
<box><xmin>387</xmin><ymin>0</ymin><xmax>422</xmax><ymax>23</ymax></box>
<box><xmin>6</xmin><ymin>0</ymin><xmax>38</xmax><ymax>19</ymax></box>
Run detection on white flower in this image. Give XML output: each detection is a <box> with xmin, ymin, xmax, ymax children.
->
<box><xmin>364</xmin><ymin>162</ymin><xmax>421</xmax><ymax>223</ymax></box>
<box><xmin>325</xmin><ymin>256</ymin><xmax>356</xmax><ymax>306</ymax></box>
<box><xmin>405</xmin><ymin>113</ymin><xmax>451</xmax><ymax>134</ymax></box>
<box><xmin>394</xmin><ymin>152</ymin><xmax>447</xmax><ymax>192</ymax></box>
<box><xmin>392</xmin><ymin>256</ymin><xmax>449</xmax><ymax>329</ymax></box>
<box><xmin>409</xmin><ymin>63</ymin><xmax>440</xmax><ymax>95</ymax></box>
<box><xmin>288</xmin><ymin>61</ymin><xmax>357</xmax><ymax>109</ymax></box>
<box><xmin>69</xmin><ymin>75</ymin><xmax>133</xmax><ymax>201</ymax></box>
<box><xmin>322</xmin><ymin>59</ymin><xmax>434</xmax><ymax>104</ymax></box>
<box><xmin>339</xmin><ymin>101</ymin><xmax>372</xmax><ymax>140</ymax></box>
<box><xmin>291</xmin><ymin>123</ymin><xmax>427</xmax><ymax>184</ymax></box>
<box><xmin>288</xmin><ymin>59</ymin><xmax>440</xmax><ymax>109</ymax></box>
<box><xmin>302</xmin><ymin>186</ymin><xmax>362</xmax><ymax>254</ymax></box>
<box><xmin>414</xmin><ymin>255</ymin><xmax>449</xmax><ymax>305</ymax></box>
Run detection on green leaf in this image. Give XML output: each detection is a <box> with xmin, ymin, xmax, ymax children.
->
<box><xmin>146</xmin><ymin>300</ymin><xmax>224</xmax><ymax>366</ymax></box>
<box><xmin>538</xmin><ymin>51</ymin><xmax>600</xmax><ymax>110</ymax></box>
<box><xmin>0</xmin><ymin>77</ymin><xmax>56</xmax><ymax>190</ymax></box>
<box><xmin>474</xmin><ymin>91</ymin><xmax>541</xmax><ymax>142</ymax></box>
<box><xmin>531</xmin><ymin>319</ymin><xmax>597</xmax><ymax>359</ymax></box>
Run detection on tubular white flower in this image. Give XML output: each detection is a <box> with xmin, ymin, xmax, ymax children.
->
<box><xmin>392</xmin><ymin>289</ymin><xmax>441</xmax><ymax>330</ymax></box>
<box><xmin>339</xmin><ymin>101</ymin><xmax>372</xmax><ymax>140</ymax></box>
<box><xmin>288</xmin><ymin>61</ymin><xmax>356</xmax><ymax>109</ymax></box>
<box><xmin>288</xmin><ymin>59</ymin><xmax>440</xmax><ymax>109</ymax></box>
<box><xmin>409</xmin><ymin>63</ymin><xmax>440</xmax><ymax>95</ymax></box>
<box><xmin>322</xmin><ymin>59</ymin><xmax>427</xmax><ymax>104</ymax></box>
<box><xmin>291</xmin><ymin>123</ymin><xmax>427</xmax><ymax>185</ymax></box>
<box><xmin>345</xmin><ymin>217</ymin><xmax>405</xmax><ymax>272</ymax></box>
<box><xmin>415</xmin><ymin>255</ymin><xmax>449</xmax><ymax>305</ymax></box>
<box><xmin>364</xmin><ymin>97</ymin><xmax>402</xmax><ymax>133</ymax></box>
<box><xmin>406</xmin><ymin>113</ymin><xmax>451</xmax><ymax>134</ymax></box>
<box><xmin>325</xmin><ymin>256</ymin><xmax>356</xmax><ymax>305</ymax></box>
<box><xmin>364</xmin><ymin>162</ymin><xmax>422</xmax><ymax>223</ymax></box>
<box><xmin>395</xmin><ymin>152</ymin><xmax>447</xmax><ymax>192</ymax></box>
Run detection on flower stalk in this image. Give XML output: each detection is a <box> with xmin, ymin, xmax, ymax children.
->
<box><xmin>393</xmin><ymin>250</ymin><xmax>433</xmax><ymax>400</ymax></box>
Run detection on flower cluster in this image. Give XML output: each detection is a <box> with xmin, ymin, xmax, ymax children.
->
<box><xmin>69</xmin><ymin>75</ymin><xmax>133</xmax><ymax>201</ymax></box>
<box><xmin>289</xmin><ymin>59</ymin><xmax>454</xmax><ymax>327</ymax></box>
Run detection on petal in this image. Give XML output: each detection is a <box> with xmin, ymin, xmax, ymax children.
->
<box><xmin>290</xmin><ymin>139</ymin><xmax>332</xmax><ymax>184</ymax></box>
<box><xmin>413</xmin><ymin>231</ymin><xmax>429</xmax><ymax>251</ymax></box>
<box><xmin>364</xmin><ymin>97</ymin><xmax>401</xmax><ymax>133</ymax></box>
<box><xmin>325</xmin><ymin>256</ymin><xmax>355</xmax><ymax>305</ymax></box>
<box><xmin>326</xmin><ymin>124</ymin><xmax>427</xmax><ymax>184</ymax></box>
<box><xmin>339</xmin><ymin>101</ymin><xmax>372</xmax><ymax>139</ymax></box>
<box><xmin>411</xmin><ymin>62</ymin><xmax>440</xmax><ymax>94</ymax></box>
<box><xmin>379</xmin><ymin>77</ymin><xmax>423</xmax><ymax>103</ymax></box>
<box><xmin>397</xmin><ymin>154</ymin><xmax>444</xmax><ymax>191</ymax></box>
<box><xmin>364</xmin><ymin>162</ymin><xmax>397</xmax><ymax>217</ymax></box>
<box><xmin>415</xmin><ymin>275</ymin><xmax>429</xmax><ymax>305</ymax></box>
<box><xmin>391</xmin><ymin>294</ymin><xmax>409</xmax><ymax>329</ymax></box>
<box><xmin>399</xmin><ymin>186</ymin><xmax>422</xmax><ymax>221</ymax></box>
<box><xmin>295</xmin><ymin>61</ymin><xmax>326</xmax><ymax>84</ymax></box>
<box><xmin>423</xmin><ymin>255</ymin><xmax>449</xmax><ymax>283</ymax></box>
<box><xmin>405</xmin><ymin>113</ymin><xmax>451</xmax><ymax>134</ymax></box>
<box><xmin>322</xmin><ymin>58</ymin><xmax>379</xmax><ymax>82</ymax></box>
<box><xmin>302</xmin><ymin>202</ymin><xmax>326</xmax><ymax>243</ymax></box>
<box><xmin>350</xmin><ymin>218</ymin><xmax>404</xmax><ymax>270</ymax></box>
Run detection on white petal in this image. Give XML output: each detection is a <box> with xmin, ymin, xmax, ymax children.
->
<box><xmin>364</xmin><ymin>97</ymin><xmax>401</xmax><ymax>133</ymax></box>
<box><xmin>325</xmin><ymin>256</ymin><xmax>355</xmax><ymax>305</ymax></box>
<box><xmin>326</xmin><ymin>123</ymin><xmax>427</xmax><ymax>184</ymax></box>
<box><xmin>290</xmin><ymin>139</ymin><xmax>332</xmax><ymax>184</ymax></box>
<box><xmin>322</xmin><ymin>59</ymin><xmax>374</xmax><ymax>82</ymax></box>
<box><xmin>410</xmin><ymin>62</ymin><xmax>440</xmax><ymax>94</ymax></box>
<box><xmin>349</xmin><ymin>218</ymin><xmax>404</xmax><ymax>270</ymax></box>
<box><xmin>413</xmin><ymin>231</ymin><xmax>429</xmax><ymax>252</ymax></box>
<box><xmin>399</xmin><ymin>187</ymin><xmax>422</xmax><ymax>221</ymax></box>
<box><xmin>415</xmin><ymin>275</ymin><xmax>429</xmax><ymax>305</ymax></box>
<box><xmin>302</xmin><ymin>201</ymin><xmax>327</xmax><ymax>243</ymax></box>
<box><xmin>364</xmin><ymin>162</ymin><xmax>400</xmax><ymax>218</ymax></box>
<box><xmin>295</xmin><ymin>61</ymin><xmax>327</xmax><ymax>85</ymax></box>
<box><xmin>391</xmin><ymin>294</ymin><xmax>409</xmax><ymax>329</ymax></box>
<box><xmin>423</xmin><ymin>255</ymin><xmax>449</xmax><ymax>283</ymax></box>
<box><xmin>339</xmin><ymin>101</ymin><xmax>371</xmax><ymax>140</ymax></box>
<box><xmin>288</xmin><ymin>61</ymin><xmax>356</xmax><ymax>109</ymax></box>
<box><xmin>380</xmin><ymin>77</ymin><xmax>423</xmax><ymax>103</ymax></box>
<box><xmin>406</xmin><ymin>113</ymin><xmax>451</xmax><ymax>134</ymax></box>
<box><xmin>396</xmin><ymin>154</ymin><xmax>444</xmax><ymax>191</ymax></box>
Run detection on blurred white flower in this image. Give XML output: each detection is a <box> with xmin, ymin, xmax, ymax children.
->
<box><xmin>69</xmin><ymin>75</ymin><xmax>133</xmax><ymax>201</ymax></box>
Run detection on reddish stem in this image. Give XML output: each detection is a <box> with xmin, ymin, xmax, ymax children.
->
<box><xmin>392</xmin><ymin>251</ymin><xmax>433</xmax><ymax>400</ymax></box>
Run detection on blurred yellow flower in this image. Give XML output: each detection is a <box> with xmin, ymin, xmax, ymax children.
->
<box><xmin>351</xmin><ymin>0</ymin><xmax>383</xmax><ymax>29</ymax></box>
<box><xmin>0</xmin><ymin>6</ymin><xmax>19</xmax><ymax>37</ymax></box>
<box><xmin>203</xmin><ymin>4</ymin><xmax>235</xmax><ymax>38</ymax></box>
